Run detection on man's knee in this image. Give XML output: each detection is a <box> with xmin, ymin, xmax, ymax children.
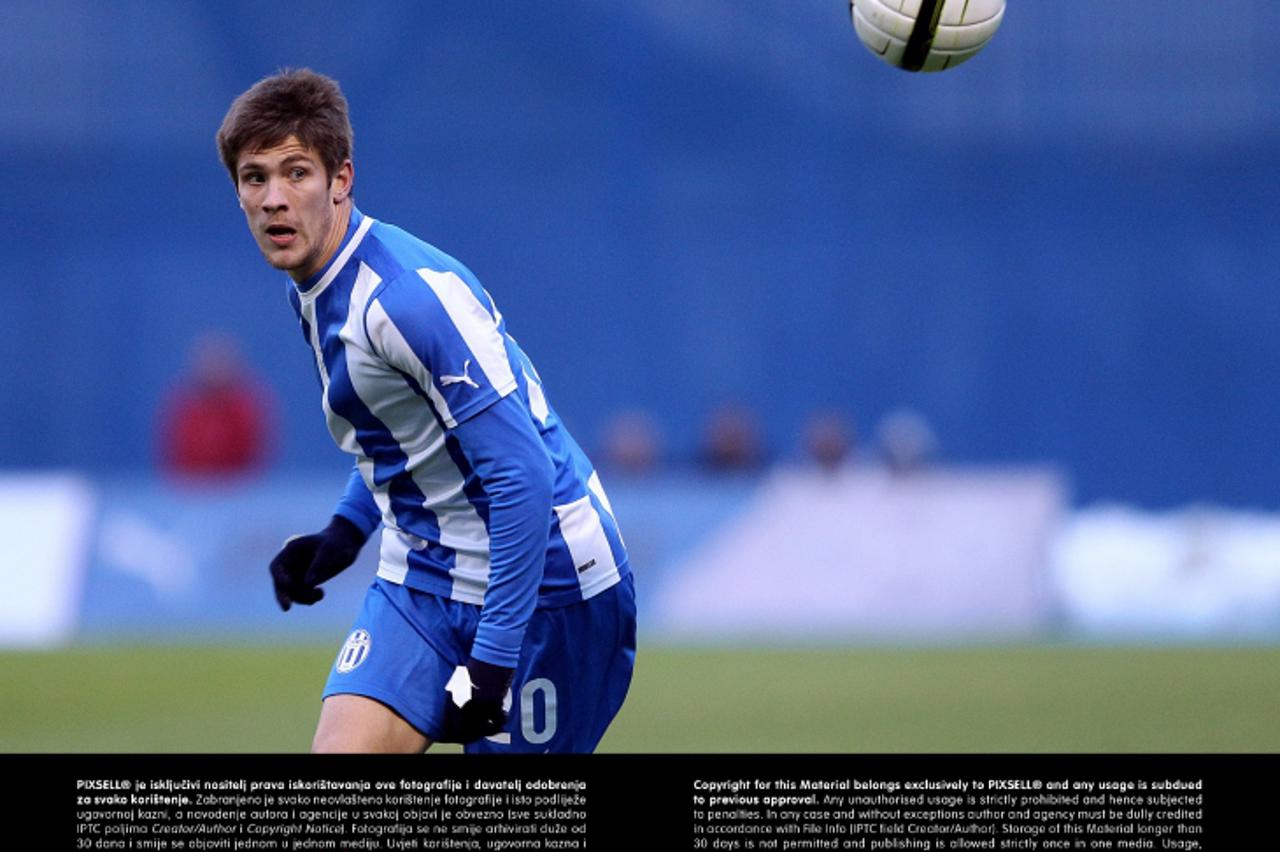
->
<box><xmin>312</xmin><ymin>694</ymin><xmax>432</xmax><ymax>753</ymax></box>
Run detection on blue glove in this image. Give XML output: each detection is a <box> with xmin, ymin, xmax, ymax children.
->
<box><xmin>442</xmin><ymin>658</ymin><xmax>516</xmax><ymax>743</ymax></box>
<box><xmin>268</xmin><ymin>515</ymin><xmax>366</xmax><ymax>611</ymax></box>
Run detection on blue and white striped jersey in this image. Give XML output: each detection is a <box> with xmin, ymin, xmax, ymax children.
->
<box><xmin>286</xmin><ymin>207</ymin><xmax>628</xmax><ymax>665</ymax></box>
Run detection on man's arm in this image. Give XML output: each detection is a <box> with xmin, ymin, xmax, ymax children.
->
<box><xmin>451</xmin><ymin>391</ymin><xmax>555</xmax><ymax>667</ymax></box>
<box><xmin>334</xmin><ymin>463</ymin><xmax>382</xmax><ymax>538</ymax></box>
<box><xmin>443</xmin><ymin>390</ymin><xmax>554</xmax><ymax>741</ymax></box>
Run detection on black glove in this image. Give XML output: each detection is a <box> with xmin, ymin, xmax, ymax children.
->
<box><xmin>268</xmin><ymin>515</ymin><xmax>366</xmax><ymax>611</ymax></box>
<box><xmin>442</xmin><ymin>658</ymin><xmax>515</xmax><ymax>743</ymax></box>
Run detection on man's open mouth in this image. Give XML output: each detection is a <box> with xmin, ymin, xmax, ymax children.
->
<box><xmin>265</xmin><ymin>224</ymin><xmax>297</xmax><ymax>245</ymax></box>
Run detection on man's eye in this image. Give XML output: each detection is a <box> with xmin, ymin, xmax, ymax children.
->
<box><xmin>290</xmin><ymin>167</ymin><xmax>307</xmax><ymax>179</ymax></box>
<box><xmin>242</xmin><ymin>173</ymin><xmax>264</xmax><ymax>185</ymax></box>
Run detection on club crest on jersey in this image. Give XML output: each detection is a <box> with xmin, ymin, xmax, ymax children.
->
<box><xmin>336</xmin><ymin>629</ymin><xmax>372</xmax><ymax>674</ymax></box>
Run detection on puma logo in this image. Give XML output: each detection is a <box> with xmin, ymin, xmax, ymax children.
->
<box><xmin>440</xmin><ymin>359</ymin><xmax>480</xmax><ymax>389</ymax></box>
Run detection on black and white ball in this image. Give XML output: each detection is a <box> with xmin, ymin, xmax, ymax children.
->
<box><xmin>851</xmin><ymin>0</ymin><xmax>1006</xmax><ymax>73</ymax></box>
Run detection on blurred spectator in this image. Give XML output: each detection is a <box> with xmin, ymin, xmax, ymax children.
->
<box><xmin>600</xmin><ymin>409</ymin><xmax>664</xmax><ymax>475</ymax></box>
<box><xmin>701</xmin><ymin>402</ymin><xmax>766</xmax><ymax>472</ymax></box>
<box><xmin>158</xmin><ymin>333</ymin><xmax>275</xmax><ymax>477</ymax></box>
<box><xmin>803</xmin><ymin>410</ymin><xmax>856</xmax><ymax>473</ymax></box>
<box><xmin>875</xmin><ymin>408</ymin><xmax>938</xmax><ymax>474</ymax></box>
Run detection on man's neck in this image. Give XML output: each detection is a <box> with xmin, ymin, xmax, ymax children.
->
<box><xmin>292</xmin><ymin>198</ymin><xmax>354</xmax><ymax>283</ymax></box>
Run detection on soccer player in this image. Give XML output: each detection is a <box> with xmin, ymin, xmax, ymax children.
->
<box><xmin>216</xmin><ymin>69</ymin><xmax>636</xmax><ymax>753</ymax></box>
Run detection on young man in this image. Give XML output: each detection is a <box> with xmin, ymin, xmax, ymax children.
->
<box><xmin>217</xmin><ymin>69</ymin><xmax>635</xmax><ymax>753</ymax></box>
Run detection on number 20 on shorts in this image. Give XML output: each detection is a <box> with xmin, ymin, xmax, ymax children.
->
<box><xmin>486</xmin><ymin>678</ymin><xmax>558</xmax><ymax>746</ymax></box>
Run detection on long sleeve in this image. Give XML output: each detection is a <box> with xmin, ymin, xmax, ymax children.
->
<box><xmin>333</xmin><ymin>463</ymin><xmax>381</xmax><ymax>538</ymax></box>
<box><xmin>450</xmin><ymin>392</ymin><xmax>554</xmax><ymax>667</ymax></box>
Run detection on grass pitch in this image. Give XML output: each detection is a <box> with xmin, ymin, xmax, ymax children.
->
<box><xmin>1</xmin><ymin>644</ymin><xmax>1276</xmax><ymax>753</ymax></box>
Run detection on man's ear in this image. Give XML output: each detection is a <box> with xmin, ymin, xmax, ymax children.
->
<box><xmin>331</xmin><ymin>159</ymin><xmax>354</xmax><ymax>204</ymax></box>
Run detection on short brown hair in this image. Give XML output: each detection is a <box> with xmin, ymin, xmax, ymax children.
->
<box><xmin>216</xmin><ymin>68</ymin><xmax>353</xmax><ymax>184</ymax></box>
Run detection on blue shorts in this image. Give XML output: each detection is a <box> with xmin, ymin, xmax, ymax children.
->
<box><xmin>322</xmin><ymin>573</ymin><xmax>636</xmax><ymax>753</ymax></box>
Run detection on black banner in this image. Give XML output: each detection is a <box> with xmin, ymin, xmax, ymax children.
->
<box><xmin>6</xmin><ymin>753</ymin><xmax>1270</xmax><ymax>849</ymax></box>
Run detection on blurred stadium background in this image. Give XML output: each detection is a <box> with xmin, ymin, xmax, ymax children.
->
<box><xmin>2</xmin><ymin>1</ymin><xmax>1278</xmax><ymax>752</ymax></box>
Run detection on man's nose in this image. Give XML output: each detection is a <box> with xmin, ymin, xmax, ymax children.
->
<box><xmin>262</xmin><ymin>177</ymin><xmax>288</xmax><ymax>211</ymax></box>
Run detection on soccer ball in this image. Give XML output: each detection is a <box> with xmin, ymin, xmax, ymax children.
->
<box><xmin>851</xmin><ymin>0</ymin><xmax>1006</xmax><ymax>73</ymax></box>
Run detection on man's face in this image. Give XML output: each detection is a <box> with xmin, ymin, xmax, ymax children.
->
<box><xmin>235</xmin><ymin>136</ymin><xmax>353</xmax><ymax>281</ymax></box>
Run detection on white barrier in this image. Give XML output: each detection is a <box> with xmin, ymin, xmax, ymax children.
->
<box><xmin>1051</xmin><ymin>504</ymin><xmax>1280</xmax><ymax>638</ymax></box>
<box><xmin>0</xmin><ymin>474</ymin><xmax>95</xmax><ymax>646</ymax></box>
<box><xmin>650</xmin><ymin>466</ymin><xmax>1068</xmax><ymax>639</ymax></box>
